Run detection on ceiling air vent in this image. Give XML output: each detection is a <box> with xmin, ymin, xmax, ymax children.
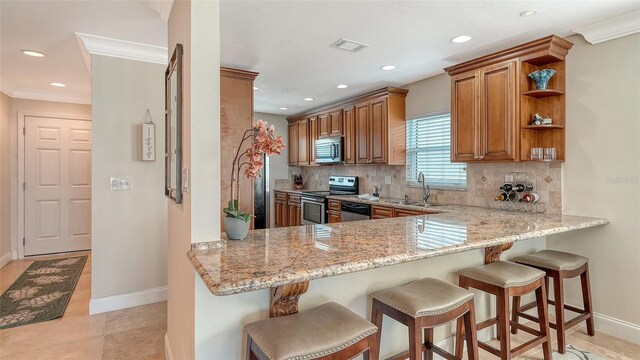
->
<box><xmin>330</xmin><ymin>38</ymin><xmax>369</xmax><ymax>53</ymax></box>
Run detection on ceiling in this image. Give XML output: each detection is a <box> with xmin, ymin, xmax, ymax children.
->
<box><xmin>0</xmin><ymin>0</ymin><xmax>167</xmax><ymax>104</ymax></box>
<box><xmin>1</xmin><ymin>1</ymin><xmax>639</xmax><ymax>113</ymax></box>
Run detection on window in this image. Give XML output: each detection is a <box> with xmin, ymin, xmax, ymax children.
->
<box><xmin>406</xmin><ymin>113</ymin><xmax>466</xmax><ymax>190</ymax></box>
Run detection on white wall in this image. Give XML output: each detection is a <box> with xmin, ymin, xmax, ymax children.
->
<box><xmin>254</xmin><ymin>112</ymin><xmax>289</xmax><ymax>228</ymax></box>
<box><xmin>90</xmin><ymin>55</ymin><xmax>167</xmax><ymax>304</ymax></box>
<box><xmin>168</xmin><ymin>0</ymin><xmax>221</xmax><ymax>359</ymax></box>
<box><xmin>0</xmin><ymin>92</ymin><xmax>10</xmax><ymax>267</ymax></box>
<box><xmin>549</xmin><ymin>33</ymin><xmax>640</xmax><ymax>343</ymax></box>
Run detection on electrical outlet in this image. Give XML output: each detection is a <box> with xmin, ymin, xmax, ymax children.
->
<box><xmin>504</xmin><ymin>174</ymin><xmax>514</xmax><ymax>183</ymax></box>
<box><xmin>109</xmin><ymin>176</ymin><xmax>133</xmax><ymax>191</ymax></box>
<box><xmin>385</xmin><ymin>176</ymin><xmax>392</xmax><ymax>185</ymax></box>
<box><xmin>315</xmin><ymin>174</ymin><xmax>319</xmax><ymax>180</ymax></box>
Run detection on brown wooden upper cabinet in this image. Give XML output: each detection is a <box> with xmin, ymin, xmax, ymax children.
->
<box><xmin>445</xmin><ymin>35</ymin><xmax>572</xmax><ymax>163</ymax></box>
<box><xmin>308</xmin><ymin>116</ymin><xmax>318</xmax><ymax>165</ymax></box>
<box><xmin>329</xmin><ymin>109</ymin><xmax>343</xmax><ymax>136</ymax></box>
<box><xmin>288</xmin><ymin>122</ymin><xmax>298</xmax><ymax>165</ymax></box>
<box><xmin>287</xmin><ymin>87</ymin><xmax>408</xmax><ymax>166</ymax></box>
<box><xmin>343</xmin><ymin>106</ymin><xmax>356</xmax><ymax>164</ymax></box>
<box><xmin>450</xmin><ymin>60</ymin><xmax>517</xmax><ymax>162</ymax></box>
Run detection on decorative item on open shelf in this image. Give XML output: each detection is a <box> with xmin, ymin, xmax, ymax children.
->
<box><xmin>492</xmin><ymin>172</ymin><xmax>547</xmax><ymax>213</ymax></box>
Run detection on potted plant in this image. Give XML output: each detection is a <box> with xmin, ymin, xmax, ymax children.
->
<box><xmin>224</xmin><ymin>119</ymin><xmax>285</xmax><ymax>240</ymax></box>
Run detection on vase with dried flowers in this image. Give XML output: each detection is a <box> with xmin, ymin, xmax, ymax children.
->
<box><xmin>224</xmin><ymin>119</ymin><xmax>285</xmax><ymax>239</ymax></box>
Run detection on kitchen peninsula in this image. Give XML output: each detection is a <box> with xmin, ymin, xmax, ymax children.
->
<box><xmin>189</xmin><ymin>207</ymin><xmax>607</xmax><ymax>358</ymax></box>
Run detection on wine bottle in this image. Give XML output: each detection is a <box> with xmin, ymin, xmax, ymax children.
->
<box><xmin>520</xmin><ymin>192</ymin><xmax>540</xmax><ymax>203</ymax></box>
<box><xmin>494</xmin><ymin>193</ymin><xmax>507</xmax><ymax>201</ymax></box>
<box><xmin>499</xmin><ymin>183</ymin><xmax>513</xmax><ymax>192</ymax></box>
<box><xmin>514</xmin><ymin>183</ymin><xmax>534</xmax><ymax>192</ymax></box>
<box><xmin>495</xmin><ymin>192</ymin><xmax>517</xmax><ymax>201</ymax></box>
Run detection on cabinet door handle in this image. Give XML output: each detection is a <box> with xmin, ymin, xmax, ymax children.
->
<box><xmin>479</xmin><ymin>155</ymin><xmax>484</xmax><ymax>160</ymax></box>
<box><xmin>473</xmin><ymin>155</ymin><xmax>479</xmax><ymax>159</ymax></box>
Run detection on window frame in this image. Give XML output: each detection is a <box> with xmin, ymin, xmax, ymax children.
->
<box><xmin>405</xmin><ymin>112</ymin><xmax>467</xmax><ymax>191</ymax></box>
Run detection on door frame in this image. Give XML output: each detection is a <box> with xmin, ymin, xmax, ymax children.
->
<box><xmin>17</xmin><ymin>111</ymin><xmax>92</xmax><ymax>259</ymax></box>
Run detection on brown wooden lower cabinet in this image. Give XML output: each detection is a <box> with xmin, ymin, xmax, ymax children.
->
<box><xmin>275</xmin><ymin>191</ymin><xmax>302</xmax><ymax>227</ymax></box>
<box><xmin>371</xmin><ymin>205</ymin><xmax>394</xmax><ymax>219</ymax></box>
<box><xmin>328</xmin><ymin>211</ymin><xmax>341</xmax><ymax>223</ymax></box>
<box><xmin>371</xmin><ymin>205</ymin><xmax>426</xmax><ymax>219</ymax></box>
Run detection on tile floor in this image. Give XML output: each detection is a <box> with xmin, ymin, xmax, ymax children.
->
<box><xmin>1</xmin><ymin>254</ymin><xmax>639</xmax><ymax>360</ymax></box>
<box><xmin>0</xmin><ymin>253</ymin><xmax>166</xmax><ymax>360</ymax></box>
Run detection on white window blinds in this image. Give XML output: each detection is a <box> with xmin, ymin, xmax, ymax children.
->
<box><xmin>406</xmin><ymin>114</ymin><xmax>467</xmax><ymax>190</ymax></box>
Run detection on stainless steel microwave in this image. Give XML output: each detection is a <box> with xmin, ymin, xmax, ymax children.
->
<box><xmin>315</xmin><ymin>137</ymin><xmax>343</xmax><ymax>164</ymax></box>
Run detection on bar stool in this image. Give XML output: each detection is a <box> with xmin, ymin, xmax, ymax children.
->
<box><xmin>456</xmin><ymin>261</ymin><xmax>552</xmax><ymax>360</ymax></box>
<box><xmin>244</xmin><ymin>302</ymin><xmax>379</xmax><ymax>360</ymax></box>
<box><xmin>512</xmin><ymin>250</ymin><xmax>594</xmax><ymax>354</ymax></box>
<box><xmin>369</xmin><ymin>277</ymin><xmax>479</xmax><ymax>360</ymax></box>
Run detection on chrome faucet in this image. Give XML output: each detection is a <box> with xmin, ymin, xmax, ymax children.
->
<box><xmin>417</xmin><ymin>172</ymin><xmax>431</xmax><ymax>204</ymax></box>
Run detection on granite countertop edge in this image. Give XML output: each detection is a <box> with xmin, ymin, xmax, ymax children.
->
<box><xmin>188</xmin><ymin>216</ymin><xmax>608</xmax><ymax>296</ymax></box>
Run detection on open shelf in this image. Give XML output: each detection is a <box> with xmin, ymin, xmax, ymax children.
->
<box><xmin>522</xmin><ymin>125</ymin><xmax>564</xmax><ymax>130</ymax></box>
<box><xmin>522</xmin><ymin>89</ymin><xmax>564</xmax><ymax>98</ymax></box>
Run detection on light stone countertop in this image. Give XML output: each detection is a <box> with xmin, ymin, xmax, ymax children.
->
<box><xmin>188</xmin><ymin>205</ymin><xmax>608</xmax><ymax>296</ymax></box>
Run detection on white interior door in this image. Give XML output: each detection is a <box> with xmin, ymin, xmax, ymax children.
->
<box><xmin>24</xmin><ymin>116</ymin><xmax>92</xmax><ymax>256</ymax></box>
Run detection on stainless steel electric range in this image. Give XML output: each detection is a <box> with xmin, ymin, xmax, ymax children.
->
<box><xmin>300</xmin><ymin>175</ymin><xmax>359</xmax><ymax>225</ymax></box>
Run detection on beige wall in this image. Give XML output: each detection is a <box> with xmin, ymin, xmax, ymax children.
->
<box><xmin>168</xmin><ymin>0</ymin><xmax>221</xmax><ymax>359</ymax></box>
<box><xmin>549</xmin><ymin>34</ymin><xmax>640</xmax><ymax>339</ymax></box>
<box><xmin>253</xmin><ymin>112</ymin><xmax>289</xmax><ymax>228</ymax></box>
<box><xmin>7</xmin><ymin>98</ymin><xmax>91</xmax><ymax>258</ymax></box>
<box><xmin>0</xmin><ymin>92</ymin><xmax>10</xmax><ymax>265</ymax></box>
<box><xmin>90</xmin><ymin>55</ymin><xmax>167</xmax><ymax>300</ymax></box>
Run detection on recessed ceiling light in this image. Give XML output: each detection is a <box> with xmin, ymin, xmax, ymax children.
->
<box><xmin>280</xmin><ymin>107</ymin><xmax>289</xmax><ymax>110</ymax></box>
<box><xmin>380</xmin><ymin>65</ymin><xmax>396</xmax><ymax>71</ymax></box>
<box><xmin>520</xmin><ymin>9</ymin><xmax>538</xmax><ymax>17</ymax></box>
<box><xmin>303</xmin><ymin>97</ymin><xmax>315</xmax><ymax>101</ymax></box>
<box><xmin>50</xmin><ymin>82</ymin><xmax>66</xmax><ymax>87</ymax></box>
<box><xmin>336</xmin><ymin>84</ymin><xmax>349</xmax><ymax>89</ymax></box>
<box><xmin>253</xmin><ymin>86</ymin><xmax>259</xmax><ymax>90</ymax></box>
<box><xmin>22</xmin><ymin>50</ymin><xmax>45</xmax><ymax>57</ymax></box>
<box><xmin>450</xmin><ymin>35</ymin><xmax>472</xmax><ymax>44</ymax></box>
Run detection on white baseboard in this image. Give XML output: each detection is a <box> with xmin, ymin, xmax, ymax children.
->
<box><xmin>164</xmin><ymin>333</ymin><xmax>174</xmax><ymax>360</ymax></box>
<box><xmin>12</xmin><ymin>250</ymin><xmax>17</xmax><ymax>260</ymax></box>
<box><xmin>594</xmin><ymin>312</ymin><xmax>640</xmax><ymax>345</ymax></box>
<box><xmin>0</xmin><ymin>251</ymin><xmax>13</xmax><ymax>269</ymax></box>
<box><xmin>89</xmin><ymin>286</ymin><xmax>167</xmax><ymax>315</ymax></box>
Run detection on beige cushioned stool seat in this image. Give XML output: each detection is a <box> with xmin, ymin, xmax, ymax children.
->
<box><xmin>371</xmin><ymin>277</ymin><xmax>474</xmax><ymax>317</ymax></box>
<box><xmin>459</xmin><ymin>261</ymin><xmax>545</xmax><ymax>288</ymax></box>
<box><xmin>244</xmin><ymin>302</ymin><xmax>377</xmax><ymax>360</ymax></box>
<box><xmin>513</xmin><ymin>250</ymin><xmax>588</xmax><ymax>271</ymax></box>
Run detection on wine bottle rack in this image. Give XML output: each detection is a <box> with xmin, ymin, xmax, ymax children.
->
<box><xmin>491</xmin><ymin>172</ymin><xmax>547</xmax><ymax>213</ymax></box>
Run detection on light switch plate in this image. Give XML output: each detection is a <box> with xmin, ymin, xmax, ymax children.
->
<box><xmin>182</xmin><ymin>168</ymin><xmax>190</xmax><ymax>193</ymax></box>
<box><xmin>109</xmin><ymin>176</ymin><xmax>133</xmax><ymax>191</ymax></box>
<box><xmin>385</xmin><ymin>176</ymin><xmax>392</xmax><ymax>185</ymax></box>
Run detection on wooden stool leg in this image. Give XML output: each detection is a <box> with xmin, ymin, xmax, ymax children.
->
<box><xmin>496</xmin><ymin>289</ymin><xmax>511</xmax><ymax>360</ymax></box>
<box><xmin>364</xmin><ymin>302</ymin><xmax>384</xmax><ymax>360</ymax></box>
<box><xmin>464</xmin><ymin>301</ymin><xmax>480</xmax><ymax>360</ymax></box>
<box><xmin>455</xmin><ymin>315</ymin><xmax>464</xmax><ymax>358</ymax></box>
<box><xmin>423</xmin><ymin>328</ymin><xmax>433</xmax><ymax>360</ymax></box>
<box><xmin>497</xmin><ymin>288</ymin><xmax>511</xmax><ymax>360</ymax></box>
<box><xmin>552</xmin><ymin>273</ymin><xmax>566</xmax><ymax>354</ymax></box>
<box><xmin>581</xmin><ymin>264</ymin><xmax>595</xmax><ymax>336</ymax></box>
<box><xmin>408</xmin><ymin>318</ymin><xmax>422</xmax><ymax>360</ymax></box>
<box><xmin>511</xmin><ymin>295</ymin><xmax>521</xmax><ymax>335</ymax></box>
<box><xmin>536</xmin><ymin>282</ymin><xmax>553</xmax><ymax>360</ymax></box>
<box><xmin>366</xmin><ymin>332</ymin><xmax>380</xmax><ymax>360</ymax></box>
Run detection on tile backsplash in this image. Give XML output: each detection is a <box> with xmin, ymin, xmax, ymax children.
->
<box><xmin>292</xmin><ymin>162</ymin><xmax>562</xmax><ymax>214</ymax></box>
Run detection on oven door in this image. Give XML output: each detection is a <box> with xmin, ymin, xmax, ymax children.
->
<box><xmin>301</xmin><ymin>198</ymin><xmax>325</xmax><ymax>225</ymax></box>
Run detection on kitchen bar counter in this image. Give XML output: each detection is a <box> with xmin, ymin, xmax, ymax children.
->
<box><xmin>188</xmin><ymin>206</ymin><xmax>607</xmax><ymax>296</ymax></box>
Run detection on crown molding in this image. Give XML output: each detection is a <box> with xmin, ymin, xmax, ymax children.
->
<box><xmin>573</xmin><ymin>10</ymin><xmax>640</xmax><ymax>45</ymax></box>
<box><xmin>148</xmin><ymin>0</ymin><xmax>174</xmax><ymax>23</ymax></box>
<box><xmin>6</xmin><ymin>87</ymin><xmax>91</xmax><ymax>105</ymax></box>
<box><xmin>75</xmin><ymin>32</ymin><xmax>168</xmax><ymax>66</ymax></box>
